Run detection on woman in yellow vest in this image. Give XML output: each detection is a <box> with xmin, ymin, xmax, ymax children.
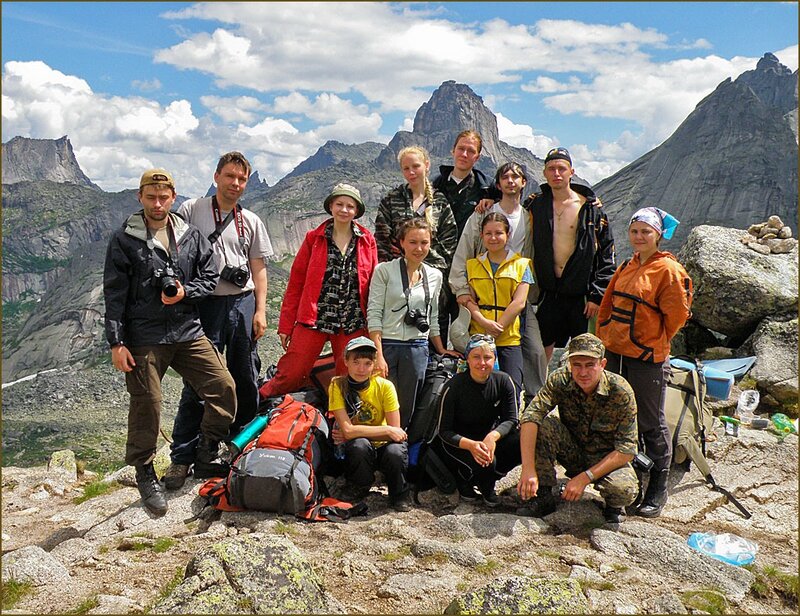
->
<box><xmin>463</xmin><ymin>212</ymin><xmax>533</xmax><ymax>398</ymax></box>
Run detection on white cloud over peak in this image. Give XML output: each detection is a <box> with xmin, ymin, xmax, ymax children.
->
<box><xmin>495</xmin><ymin>113</ymin><xmax>557</xmax><ymax>159</ymax></box>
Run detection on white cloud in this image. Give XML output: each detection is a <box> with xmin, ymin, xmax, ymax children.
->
<box><xmin>495</xmin><ymin>113</ymin><xmax>557</xmax><ymax>159</ymax></box>
<box><xmin>131</xmin><ymin>78</ymin><xmax>162</xmax><ymax>92</ymax></box>
<box><xmin>200</xmin><ymin>94</ymin><xmax>269</xmax><ymax>123</ymax></box>
<box><xmin>774</xmin><ymin>44</ymin><xmax>799</xmax><ymax>71</ymax></box>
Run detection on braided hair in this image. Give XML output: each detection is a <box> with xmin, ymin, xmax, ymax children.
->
<box><xmin>397</xmin><ymin>145</ymin><xmax>436</xmax><ymax>230</ymax></box>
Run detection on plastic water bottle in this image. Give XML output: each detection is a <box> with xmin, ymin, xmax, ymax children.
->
<box><xmin>333</xmin><ymin>421</ymin><xmax>346</xmax><ymax>460</ymax></box>
<box><xmin>770</xmin><ymin>413</ymin><xmax>797</xmax><ymax>434</ymax></box>
<box><xmin>736</xmin><ymin>390</ymin><xmax>760</xmax><ymax>424</ymax></box>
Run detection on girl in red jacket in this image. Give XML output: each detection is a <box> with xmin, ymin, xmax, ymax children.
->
<box><xmin>597</xmin><ymin>207</ymin><xmax>693</xmax><ymax>518</ymax></box>
<box><xmin>259</xmin><ymin>183</ymin><xmax>378</xmax><ymax>399</ymax></box>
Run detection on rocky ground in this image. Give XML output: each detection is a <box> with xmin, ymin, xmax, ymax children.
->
<box><xmin>2</xmin><ymin>425</ymin><xmax>797</xmax><ymax>614</ymax></box>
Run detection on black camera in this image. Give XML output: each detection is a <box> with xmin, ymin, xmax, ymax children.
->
<box><xmin>404</xmin><ymin>308</ymin><xmax>429</xmax><ymax>332</ymax></box>
<box><xmin>220</xmin><ymin>264</ymin><xmax>250</xmax><ymax>288</ymax></box>
<box><xmin>152</xmin><ymin>266</ymin><xmax>179</xmax><ymax>297</ymax></box>
<box><xmin>632</xmin><ymin>452</ymin><xmax>654</xmax><ymax>472</ymax></box>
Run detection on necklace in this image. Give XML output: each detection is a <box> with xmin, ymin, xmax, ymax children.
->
<box><xmin>554</xmin><ymin>205</ymin><xmax>568</xmax><ymax>221</ymax></box>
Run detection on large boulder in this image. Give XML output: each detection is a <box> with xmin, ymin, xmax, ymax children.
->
<box><xmin>738</xmin><ymin>316</ymin><xmax>799</xmax><ymax>407</ymax></box>
<box><xmin>444</xmin><ymin>576</ymin><xmax>588</xmax><ymax>614</ymax></box>
<box><xmin>678</xmin><ymin>226</ymin><xmax>798</xmax><ymax>337</ymax></box>
<box><xmin>151</xmin><ymin>534</ymin><xmax>344</xmax><ymax>614</ymax></box>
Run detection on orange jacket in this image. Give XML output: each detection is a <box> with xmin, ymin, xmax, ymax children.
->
<box><xmin>597</xmin><ymin>251</ymin><xmax>693</xmax><ymax>363</ymax></box>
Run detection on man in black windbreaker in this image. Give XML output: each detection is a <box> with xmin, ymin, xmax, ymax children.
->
<box><xmin>524</xmin><ymin>148</ymin><xmax>615</xmax><ymax>361</ymax></box>
<box><xmin>104</xmin><ymin>168</ymin><xmax>236</xmax><ymax>516</ymax></box>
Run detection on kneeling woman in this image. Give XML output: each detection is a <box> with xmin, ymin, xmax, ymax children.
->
<box><xmin>435</xmin><ymin>334</ymin><xmax>521</xmax><ymax>506</ymax></box>
<box><xmin>597</xmin><ymin>207</ymin><xmax>693</xmax><ymax>518</ymax></box>
<box><xmin>329</xmin><ymin>337</ymin><xmax>412</xmax><ymax>512</ymax></box>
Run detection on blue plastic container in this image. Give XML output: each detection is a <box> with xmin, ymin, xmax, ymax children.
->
<box><xmin>670</xmin><ymin>357</ymin><xmax>733</xmax><ymax>401</ymax></box>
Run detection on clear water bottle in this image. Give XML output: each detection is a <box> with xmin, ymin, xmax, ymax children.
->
<box><xmin>736</xmin><ymin>390</ymin><xmax>760</xmax><ymax>424</ymax></box>
<box><xmin>333</xmin><ymin>421</ymin><xmax>346</xmax><ymax>460</ymax></box>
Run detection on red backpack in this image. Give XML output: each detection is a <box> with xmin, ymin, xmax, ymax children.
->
<box><xmin>199</xmin><ymin>394</ymin><xmax>367</xmax><ymax>522</ymax></box>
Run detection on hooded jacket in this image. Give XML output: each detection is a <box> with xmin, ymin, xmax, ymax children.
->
<box><xmin>278</xmin><ymin>219</ymin><xmax>378</xmax><ymax>336</ymax></box>
<box><xmin>523</xmin><ymin>183</ymin><xmax>615</xmax><ymax>304</ymax></box>
<box><xmin>596</xmin><ymin>251</ymin><xmax>693</xmax><ymax>363</ymax></box>
<box><xmin>104</xmin><ymin>211</ymin><xmax>218</xmax><ymax>348</ymax></box>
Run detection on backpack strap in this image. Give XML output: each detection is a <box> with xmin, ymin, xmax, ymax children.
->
<box><xmin>705</xmin><ymin>474</ymin><xmax>752</xmax><ymax>519</ymax></box>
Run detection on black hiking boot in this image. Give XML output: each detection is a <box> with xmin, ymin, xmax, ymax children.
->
<box><xmin>516</xmin><ymin>490</ymin><xmax>557</xmax><ymax>518</ymax></box>
<box><xmin>390</xmin><ymin>492</ymin><xmax>413</xmax><ymax>512</ymax></box>
<box><xmin>637</xmin><ymin>468</ymin><xmax>669</xmax><ymax>518</ymax></box>
<box><xmin>193</xmin><ymin>435</ymin><xmax>230</xmax><ymax>479</ymax></box>
<box><xmin>478</xmin><ymin>480</ymin><xmax>500</xmax><ymax>508</ymax></box>
<box><xmin>456</xmin><ymin>482</ymin><xmax>480</xmax><ymax>503</ymax></box>
<box><xmin>163</xmin><ymin>462</ymin><xmax>191</xmax><ymax>491</ymax></box>
<box><xmin>135</xmin><ymin>464</ymin><xmax>168</xmax><ymax>516</ymax></box>
<box><xmin>602</xmin><ymin>505</ymin><xmax>626</xmax><ymax>524</ymax></box>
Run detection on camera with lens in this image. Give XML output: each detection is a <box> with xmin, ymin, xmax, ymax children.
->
<box><xmin>404</xmin><ymin>308</ymin><xmax>429</xmax><ymax>332</ymax></box>
<box><xmin>152</xmin><ymin>265</ymin><xmax>179</xmax><ymax>298</ymax></box>
<box><xmin>220</xmin><ymin>264</ymin><xmax>250</xmax><ymax>288</ymax></box>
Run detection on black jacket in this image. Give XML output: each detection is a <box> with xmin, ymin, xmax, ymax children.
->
<box><xmin>432</xmin><ymin>165</ymin><xmax>498</xmax><ymax>236</ymax></box>
<box><xmin>523</xmin><ymin>183</ymin><xmax>615</xmax><ymax>304</ymax></box>
<box><xmin>104</xmin><ymin>211</ymin><xmax>219</xmax><ymax>348</ymax></box>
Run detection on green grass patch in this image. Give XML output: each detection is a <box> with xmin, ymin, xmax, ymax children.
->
<box><xmin>152</xmin><ymin>537</ymin><xmax>176</xmax><ymax>553</ymax></box>
<box><xmin>67</xmin><ymin>595</ymin><xmax>100</xmax><ymax>614</ymax></box>
<box><xmin>579</xmin><ymin>579</ymin><xmax>615</xmax><ymax>591</ymax></box>
<box><xmin>1</xmin><ymin>579</ymin><xmax>34</xmax><ymax>610</ymax></box>
<box><xmin>749</xmin><ymin>564</ymin><xmax>799</xmax><ymax>607</ymax></box>
<box><xmin>537</xmin><ymin>549</ymin><xmax>560</xmax><ymax>560</ymax></box>
<box><xmin>420</xmin><ymin>551</ymin><xmax>448</xmax><ymax>565</ymax></box>
<box><xmin>381</xmin><ymin>546</ymin><xmax>411</xmax><ymax>562</ymax></box>
<box><xmin>474</xmin><ymin>559</ymin><xmax>501</xmax><ymax>574</ymax></box>
<box><xmin>681</xmin><ymin>589</ymin><xmax>729</xmax><ymax>615</ymax></box>
<box><xmin>73</xmin><ymin>477</ymin><xmax>120</xmax><ymax>504</ymax></box>
<box><xmin>274</xmin><ymin>520</ymin><xmax>299</xmax><ymax>536</ymax></box>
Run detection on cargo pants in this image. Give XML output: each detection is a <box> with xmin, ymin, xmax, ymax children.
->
<box><xmin>125</xmin><ymin>337</ymin><xmax>236</xmax><ymax>467</ymax></box>
<box><xmin>535</xmin><ymin>415</ymin><xmax>638</xmax><ymax>508</ymax></box>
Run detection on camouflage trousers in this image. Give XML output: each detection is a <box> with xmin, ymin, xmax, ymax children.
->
<box><xmin>535</xmin><ymin>416</ymin><xmax>638</xmax><ymax>508</ymax></box>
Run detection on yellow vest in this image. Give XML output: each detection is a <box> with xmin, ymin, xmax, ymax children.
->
<box><xmin>466</xmin><ymin>251</ymin><xmax>532</xmax><ymax>346</ymax></box>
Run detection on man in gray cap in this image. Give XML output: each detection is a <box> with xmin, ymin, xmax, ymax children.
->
<box><xmin>516</xmin><ymin>333</ymin><xmax>639</xmax><ymax>523</ymax></box>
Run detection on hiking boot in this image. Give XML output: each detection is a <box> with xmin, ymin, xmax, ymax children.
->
<box><xmin>478</xmin><ymin>481</ymin><xmax>500</xmax><ymax>508</ymax></box>
<box><xmin>390</xmin><ymin>493</ymin><xmax>413</xmax><ymax>512</ymax></box>
<box><xmin>193</xmin><ymin>435</ymin><xmax>230</xmax><ymax>479</ymax></box>
<box><xmin>163</xmin><ymin>462</ymin><xmax>191</xmax><ymax>491</ymax></box>
<box><xmin>135</xmin><ymin>464</ymin><xmax>168</xmax><ymax>516</ymax></box>
<box><xmin>637</xmin><ymin>468</ymin><xmax>669</xmax><ymax>518</ymax></box>
<box><xmin>456</xmin><ymin>482</ymin><xmax>480</xmax><ymax>502</ymax></box>
<box><xmin>602</xmin><ymin>505</ymin><xmax>626</xmax><ymax>524</ymax></box>
<box><xmin>516</xmin><ymin>490</ymin><xmax>557</xmax><ymax>518</ymax></box>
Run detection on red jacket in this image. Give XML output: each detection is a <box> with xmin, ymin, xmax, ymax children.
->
<box><xmin>597</xmin><ymin>251</ymin><xmax>693</xmax><ymax>363</ymax></box>
<box><xmin>278</xmin><ymin>220</ymin><xmax>378</xmax><ymax>335</ymax></box>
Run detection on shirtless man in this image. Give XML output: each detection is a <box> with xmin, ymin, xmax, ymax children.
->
<box><xmin>524</xmin><ymin>148</ymin><xmax>615</xmax><ymax>360</ymax></box>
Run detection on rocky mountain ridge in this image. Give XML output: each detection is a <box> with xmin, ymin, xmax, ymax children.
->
<box><xmin>595</xmin><ymin>53</ymin><xmax>798</xmax><ymax>256</ymax></box>
<box><xmin>1</xmin><ymin>135</ymin><xmax>98</xmax><ymax>188</ymax></box>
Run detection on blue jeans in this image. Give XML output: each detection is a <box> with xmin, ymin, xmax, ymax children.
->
<box><xmin>170</xmin><ymin>292</ymin><xmax>261</xmax><ymax>465</ymax></box>
<box><xmin>382</xmin><ymin>339</ymin><xmax>429</xmax><ymax>430</ymax></box>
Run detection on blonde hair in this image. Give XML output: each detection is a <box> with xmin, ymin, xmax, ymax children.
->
<box><xmin>397</xmin><ymin>146</ymin><xmax>435</xmax><ymax>229</ymax></box>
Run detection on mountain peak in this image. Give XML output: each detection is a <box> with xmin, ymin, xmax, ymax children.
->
<box><xmin>2</xmin><ymin>136</ymin><xmax>98</xmax><ymax>188</ymax></box>
<box><xmin>756</xmin><ymin>52</ymin><xmax>793</xmax><ymax>76</ymax></box>
<box><xmin>735</xmin><ymin>52</ymin><xmax>797</xmax><ymax>114</ymax></box>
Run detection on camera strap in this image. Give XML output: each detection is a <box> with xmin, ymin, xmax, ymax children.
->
<box><xmin>399</xmin><ymin>258</ymin><xmax>430</xmax><ymax>311</ymax></box>
<box><xmin>208</xmin><ymin>196</ymin><xmax>246</xmax><ymax>247</ymax></box>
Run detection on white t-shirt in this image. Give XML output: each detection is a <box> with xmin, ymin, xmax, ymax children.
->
<box><xmin>490</xmin><ymin>202</ymin><xmax>527</xmax><ymax>255</ymax></box>
<box><xmin>177</xmin><ymin>196</ymin><xmax>274</xmax><ymax>296</ymax></box>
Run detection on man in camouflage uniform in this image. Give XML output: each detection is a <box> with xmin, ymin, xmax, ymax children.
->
<box><xmin>517</xmin><ymin>333</ymin><xmax>638</xmax><ymax>523</ymax></box>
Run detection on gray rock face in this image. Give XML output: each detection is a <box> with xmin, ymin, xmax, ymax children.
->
<box><xmin>285</xmin><ymin>140</ymin><xmax>386</xmax><ymax>178</ymax></box>
<box><xmin>596</xmin><ymin>54</ymin><xmax>798</xmax><ymax>258</ymax></box>
<box><xmin>678</xmin><ymin>225</ymin><xmax>798</xmax><ymax>337</ymax></box>
<box><xmin>2</xmin><ymin>135</ymin><xmax>98</xmax><ymax>187</ymax></box>
<box><xmin>590</xmin><ymin>521</ymin><xmax>754</xmax><ymax>603</ymax></box>
<box><xmin>152</xmin><ymin>534</ymin><xmax>344</xmax><ymax>614</ymax></box>
<box><xmin>444</xmin><ymin>576</ymin><xmax>588</xmax><ymax>615</ymax></box>
<box><xmin>2</xmin><ymin>545</ymin><xmax>71</xmax><ymax>586</ymax></box>
<box><xmin>739</xmin><ymin>316</ymin><xmax>799</xmax><ymax>405</ymax></box>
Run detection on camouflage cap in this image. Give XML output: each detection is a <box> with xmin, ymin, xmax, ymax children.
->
<box><xmin>565</xmin><ymin>333</ymin><xmax>605</xmax><ymax>360</ymax></box>
<box><xmin>544</xmin><ymin>147</ymin><xmax>572</xmax><ymax>166</ymax></box>
<box><xmin>139</xmin><ymin>168</ymin><xmax>175</xmax><ymax>190</ymax></box>
<box><xmin>324</xmin><ymin>182</ymin><xmax>365</xmax><ymax>219</ymax></box>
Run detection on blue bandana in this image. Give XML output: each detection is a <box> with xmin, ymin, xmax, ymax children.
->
<box><xmin>629</xmin><ymin>207</ymin><xmax>679</xmax><ymax>240</ymax></box>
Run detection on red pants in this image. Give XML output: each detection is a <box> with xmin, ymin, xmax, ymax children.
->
<box><xmin>259</xmin><ymin>324</ymin><xmax>367</xmax><ymax>399</ymax></box>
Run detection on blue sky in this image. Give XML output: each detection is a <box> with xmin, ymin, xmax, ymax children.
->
<box><xmin>3</xmin><ymin>2</ymin><xmax>797</xmax><ymax>196</ymax></box>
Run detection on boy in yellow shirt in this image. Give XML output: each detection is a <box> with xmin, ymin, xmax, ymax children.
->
<box><xmin>329</xmin><ymin>337</ymin><xmax>412</xmax><ymax>511</ymax></box>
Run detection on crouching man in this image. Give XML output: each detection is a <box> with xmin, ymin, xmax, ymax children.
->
<box><xmin>516</xmin><ymin>333</ymin><xmax>638</xmax><ymax>524</ymax></box>
<box><xmin>103</xmin><ymin>168</ymin><xmax>237</xmax><ymax>516</ymax></box>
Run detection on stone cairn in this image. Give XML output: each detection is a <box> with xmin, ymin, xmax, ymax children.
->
<box><xmin>741</xmin><ymin>215</ymin><xmax>796</xmax><ymax>255</ymax></box>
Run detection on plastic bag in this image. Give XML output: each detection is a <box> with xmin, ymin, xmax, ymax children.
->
<box><xmin>687</xmin><ymin>532</ymin><xmax>758</xmax><ymax>566</ymax></box>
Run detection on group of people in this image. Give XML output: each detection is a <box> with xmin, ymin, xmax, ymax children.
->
<box><xmin>104</xmin><ymin>133</ymin><xmax>693</xmax><ymax>524</ymax></box>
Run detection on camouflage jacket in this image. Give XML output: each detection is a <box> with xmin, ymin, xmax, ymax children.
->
<box><xmin>374</xmin><ymin>184</ymin><xmax>457</xmax><ymax>272</ymax></box>
<box><xmin>521</xmin><ymin>365</ymin><xmax>638</xmax><ymax>459</ymax></box>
